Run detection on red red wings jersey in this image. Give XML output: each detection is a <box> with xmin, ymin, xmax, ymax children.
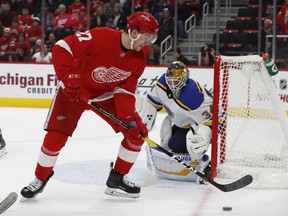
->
<box><xmin>52</xmin><ymin>27</ymin><xmax>149</xmax><ymax>119</ymax></box>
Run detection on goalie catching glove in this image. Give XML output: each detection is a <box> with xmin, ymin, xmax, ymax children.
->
<box><xmin>186</xmin><ymin>124</ymin><xmax>211</xmax><ymax>160</ymax></box>
<box><xmin>60</xmin><ymin>74</ymin><xmax>81</xmax><ymax>101</ymax></box>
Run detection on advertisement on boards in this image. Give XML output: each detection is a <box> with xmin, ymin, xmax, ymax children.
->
<box><xmin>0</xmin><ymin>63</ymin><xmax>287</xmax><ymax>110</ymax></box>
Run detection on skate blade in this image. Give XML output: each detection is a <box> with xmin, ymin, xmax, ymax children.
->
<box><xmin>104</xmin><ymin>187</ymin><xmax>139</xmax><ymax>198</ymax></box>
<box><xmin>20</xmin><ymin>195</ymin><xmax>38</xmax><ymax>202</ymax></box>
<box><xmin>0</xmin><ymin>148</ymin><xmax>7</xmax><ymax>157</ymax></box>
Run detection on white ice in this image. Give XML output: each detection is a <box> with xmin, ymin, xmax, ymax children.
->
<box><xmin>0</xmin><ymin>107</ymin><xmax>287</xmax><ymax>216</ymax></box>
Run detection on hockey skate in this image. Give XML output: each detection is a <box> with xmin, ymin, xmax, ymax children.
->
<box><xmin>105</xmin><ymin>163</ymin><xmax>140</xmax><ymax>198</ymax></box>
<box><xmin>0</xmin><ymin>129</ymin><xmax>7</xmax><ymax>158</ymax></box>
<box><xmin>20</xmin><ymin>171</ymin><xmax>54</xmax><ymax>200</ymax></box>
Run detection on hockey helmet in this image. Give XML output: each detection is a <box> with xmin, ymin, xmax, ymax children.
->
<box><xmin>127</xmin><ymin>11</ymin><xmax>158</xmax><ymax>43</ymax></box>
<box><xmin>165</xmin><ymin>61</ymin><xmax>189</xmax><ymax>99</ymax></box>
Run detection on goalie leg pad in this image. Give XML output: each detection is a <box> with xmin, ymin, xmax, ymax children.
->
<box><xmin>160</xmin><ymin>115</ymin><xmax>172</xmax><ymax>149</ymax></box>
<box><xmin>147</xmin><ymin>147</ymin><xmax>200</xmax><ymax>182</ymax></box>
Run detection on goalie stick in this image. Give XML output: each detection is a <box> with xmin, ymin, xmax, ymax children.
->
<box><xmin>82</xmin><ymin>97</ymin><xmax>253</xmax><ymax>192</ymax></box>
<box><xmin>0</xmin><ymin>192</ymin><xmax>18</xmax><ymax>214</ymax></box>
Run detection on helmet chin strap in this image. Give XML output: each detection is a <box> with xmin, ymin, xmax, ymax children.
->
<box><xmin>128</xmin><ymin>29</ymin><xmax>141</xmax><ymax>50</ymax></box>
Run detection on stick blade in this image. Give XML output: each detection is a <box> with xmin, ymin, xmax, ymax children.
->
<box><xmin>0</xmin><ymin>192</ymin><xmax>18</xmax><ymax>214</ymax></box>
<box><xmin>217</xmin><ymin>175</ymin><xmax>253</xmax><ymax>192</ymax></box>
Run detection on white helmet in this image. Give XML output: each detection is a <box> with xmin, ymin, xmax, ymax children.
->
<box><xmin>165</xmin><ymin>61</ymin><xmax>189</xmax><ymax>98</ymax></box>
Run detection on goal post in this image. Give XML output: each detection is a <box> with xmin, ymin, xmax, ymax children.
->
<box><xmin>211</xmin><ymin>55</ymin><xmax>288</xmax><ymax>188</ymax></box>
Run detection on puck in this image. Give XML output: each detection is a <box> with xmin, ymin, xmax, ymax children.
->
<box><xmin>222</xmin><ymin>207</ymin><xmax>232</xmax><ymax>211</ymax></box>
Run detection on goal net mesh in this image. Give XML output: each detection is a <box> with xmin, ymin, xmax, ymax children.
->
<box><xmin>211</xmin><ymin>55</ymin><xmax>288</xmax><ymax>188</ymax></box>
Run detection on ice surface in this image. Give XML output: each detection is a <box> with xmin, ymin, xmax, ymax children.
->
<box><xmin>0</xmin><ymin>107</ymin><xmax>287</xmax><ymax>215</ymax></box>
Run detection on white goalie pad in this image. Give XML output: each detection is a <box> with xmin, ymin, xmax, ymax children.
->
<box><xmin>186</xmin><ymin>125</ymin><xmax>211</xmax><ymax>160</ymax></box>
<box><xmin>145</xmin><ymin>145</ymin><xmax>210</xmax><ymax>182</ymax></box>
<box><xmin>160</xmin><ymin>115</ymin><xmax>172</xmax><ymax>149</ymax></box>
<box><xmin>136</xmin><ymin>95</ymin><xmax>157</xmax><ymax>131</ymax></box>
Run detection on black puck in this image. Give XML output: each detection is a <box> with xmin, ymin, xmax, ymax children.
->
<box><xmin>222</xmin><ymin>206</ymin><xmax>232</xmax><ymax>211</ymax></box>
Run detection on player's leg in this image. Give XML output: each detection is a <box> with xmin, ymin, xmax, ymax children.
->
<box><xmin>168</xmin><ymin>125</ymin><xmax>190</xmax><ymax>153</ymax></box>
<box><xmin>21</xmin><ymin>90</ymin><xmax>86</xmax><ymax>199</ymax></box>
<box><xmin>92</xmin><ymin>99</ymin><xmax>142</xmax><ymax>198</ymax></box>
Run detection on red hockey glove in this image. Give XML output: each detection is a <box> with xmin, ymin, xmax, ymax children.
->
<box><xmin>61</xmin><ymin>74</ymin><xmax>81</xmax><ymax>101</ymax></box>
<box><xmin>123</xmin><ymin>113</ymin><xmax>148</xmax><ymax>147</ymax></box>
<box><xmin>134</xmin><ymin>113</ymin><xmax>148</xmax><ymax>138</ymax></box>
<box><xmin>124</xmin><ymin>127</ymin><xmax>143</xmax><ymax>147</ymax></box>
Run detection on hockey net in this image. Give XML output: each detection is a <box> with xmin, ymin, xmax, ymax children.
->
<box><xmin>211</xmin><ymin>55</ymin><xmax>288</xmax><ymax>189</ymax></box>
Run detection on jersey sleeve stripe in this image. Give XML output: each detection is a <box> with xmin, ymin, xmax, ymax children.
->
<box><xmin>55</xmin><ymin>40</ymin><xmax>73</xmax><ymax>57</ymax></box>
<box><xmin>174</xmin><ymin>99</ymin><xmax>192</xmax><ymax>111</ymax></box>
<box><xmin>147</xmin><ymin>94</ymin><xmax>163</xmax><ymax>109</ymax></box>
<box><xmin>156</xmin><ymin>82</ymin><xmax>167</xmax><ymax>91</ymax></box>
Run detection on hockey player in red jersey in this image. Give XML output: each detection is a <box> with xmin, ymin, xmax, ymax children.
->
<box><xmin>20</xmin><ymin>11</ymin><xmax>158</xmax><ymax>199</ymax></box>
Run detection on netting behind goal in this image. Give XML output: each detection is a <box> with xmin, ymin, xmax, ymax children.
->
<box><xmin>211</xmin><ymin>55</ymin><xmax>288</xmax><ymax>189</ymax></box>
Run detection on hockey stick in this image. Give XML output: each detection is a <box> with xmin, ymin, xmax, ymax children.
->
<box><xmin>0</xmin><ymin>192</ymin><xmax>18</xmax><ymax>214</ymax></box>
<box><xmin>82</xmin><ymin>97</ymin><xmax>253</xmax><ymax>192</ymax></box>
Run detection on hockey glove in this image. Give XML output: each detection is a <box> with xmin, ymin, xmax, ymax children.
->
<box><xmin>61</xmin><ymin>74</ymin><xmax>81</xmax><ymax>101</ymax></box>
<box><xmin>186</xmin><ymin>124</ymin><xmax>211</xmax><ymax>160</ymax></box>
<box><xmin>123</xmin><ymin>113</ymin><xmax>148</xmax><ymax>146</ymax></box>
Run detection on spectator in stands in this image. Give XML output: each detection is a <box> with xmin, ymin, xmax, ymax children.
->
<box><xmin>14</xmin><ymin>32</ymin><xmax>31</xmax><ymax>56</ymax></box>
<box><xmin>200</xmin><ymin>43</ymin><xmax>215</xmax><ymax>66</ymax></box>
<box><xmin>26</xmin><ymin>17</ymin><xmax>42</xmax><ymax>48</ymax></box>
<box><xmin>175</xmin><ymin>48</ymin><xmax>190</xmax><ymax>66</ymax></box>
<box><xmin>45</xmin><ymin>32</ymin><xmax>57</xmax><ymax>52</ymax></box>
<box><xmin>91</xmin><ymin>6</ymin><xmax>107</xmax><ymax>28</ymax></box>
<box><xmin>32</xmin><ymin>44</ymin><xmax>52</xmax><ymax>63</ymax></box>
<box><xmin>30</xmin><ymin>39</ymin><xmax>40</xmax><ymax>55</ymax></box>
<box><xmin>78</xmin><ymin>6</ymin><xmax>90</xmax><ymax>31</ymax></box>
<box><xmin>9</xmin><ymin>18</ymin><xmax>24</xmax><ymax>41</ymax></box>
<box><xmin>176</xmin><ymin>0</ymin><xmax>191</xmax><ymax>40</ymax></box>
<box><xmin>134</xmin><ymin>0</ymin><xmax>150</xmax><ymax>12</ymax></box>
<box><xmin>0</xmin><ymin>2</ymin><xmax>18</xmax><ymax>27</ymax></box>
<box><xmin>0</xmin><ymin>28</ymin><xmax>15</xmax><ymax>61</ymax></box>
<box><xmin>41</xmin><ymin>4</ymin><xmax>55</xmax><ymax>33</ymax></box>
<box><xmin>150</xmin><ymin>0</ymin><xmax>172</xmax><ymax>21</ymax></box>
<box><xmin>18</xmin><ymin>7</ymin><xmax>33</xmax><ymax>31</ymax></box>
<box><xmin>103</xmin><ymin>0</ymin><xmax>118</xmax><ymax>20</ymax></box>
<box><xmin>105</xmin><ymin>17</ymin><xmax>114</xmax><ymax>28</ymax></box>
<box><xmin>24</xmin><ymin>0</ymin><xmax>41</xmax><ymax>17</ymax></box>
<box><xmin>0</xmin><ymin>20</ymin><xmax>4</xmax><ymax>37</ymax></box>
<box><xmin>265</xmin><ymin>5</ymin><xmax>273</xmax><ymax>21</ymax></box>
<box><xmin>53</xmin><ymin>4</ymin><xmax>73</xmax><ymax>40</ymax></box>
<box><xmin>13</xmin><ymin>46</ymin><xmax>30</xmax><ymax>62</ymax></box>
<box><xmin>149</xmin><ymin>7</ymin><xmax>173</xmax><ymax>64</ymax></box>
<box><xmin>10</xmin><ymin>0</ymin><xmax>24</xmax><ymax>15</ymax></box>
<box><xmin>277</xmin><ymin>0</ymin><xmax>288</xmax><ymax>34</ymax></box>
<box><xmin>68</xmin><ymin>10</ymin><xmax>81</xmax><ymax>32</ymax></box>
<box><xmin>121</xmin><ymin>0</ymin><xmax>133</xmax><ymax>18</ymax></box>
<box><xmin>69</xmin><ymin>0</ymin><xmax>86</xmax><ymax>15</ymax></box>
<box><xmin>89</xmin><ymin>0</ymin><xmax>105</xmax><ymax>17</ymax></box>
<box><xmin>112</xmin><ymin>3</ymin><xmax>127</xmax><ymax>30</ymax></box>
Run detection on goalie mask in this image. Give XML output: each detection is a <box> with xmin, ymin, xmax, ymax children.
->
<box><xmin>165</xmin><ymin>61</ymin><xmax>189</xmax><ymax>99</ymax></box>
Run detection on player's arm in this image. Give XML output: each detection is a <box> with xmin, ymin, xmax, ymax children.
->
<box><xmin>184</xmin><ymin>84</ymin><xmax>213</xmax><ymax>160</ymax></box>
<box><xmin>52</xmin><ymin>30</ymin><xmax>94</xmax><ymax>101</ymax></box>
<box><xmin>113</xmin><ymin>72</ymin><xmax>148</xmax><ymax>139</ymax></box>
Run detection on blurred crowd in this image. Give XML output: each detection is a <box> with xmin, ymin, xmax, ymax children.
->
<box><xmin>0</xmin><ymin>0</ymin><xmax>209</xmax><ymax>64</ymax></box>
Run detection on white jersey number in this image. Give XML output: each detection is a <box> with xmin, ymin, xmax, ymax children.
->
<box><xmin>76</xmin><ymin>31</ymin><xmax>92</xmax><ymax>42</ymax></box>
